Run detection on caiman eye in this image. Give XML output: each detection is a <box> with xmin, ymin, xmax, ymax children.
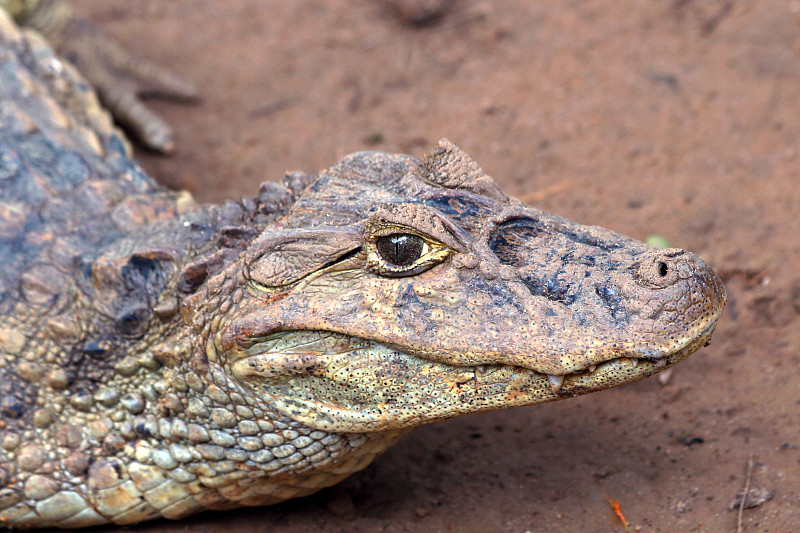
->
<box><xmin>376</xmin><ymin>233</ymin><xmax>426</xmax><ymax>266</ymax></box>
<box><xmin>366</xmin><ymin>228</ymin><xmax>453</xmax><ymax>278</ymax></box>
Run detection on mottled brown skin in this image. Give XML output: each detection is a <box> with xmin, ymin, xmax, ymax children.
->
<box><xmin>0</xmin><ymin>5</ymin><xmax>726</xmax><ymax>530</ymax></box>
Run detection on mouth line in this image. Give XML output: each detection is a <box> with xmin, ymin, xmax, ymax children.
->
<box><xmin>463</xmin><ymin>354</ymin><xmax>669</xmax><ymax>394</ymax></box>
<box><xmin>466</xmin><ymin>320</ymin><xmax>716</xmax><ymax>394</ymax></box>
<box><xmin>400</xmin><ymin>316</ymin><xmax>720</xmax><ymax>389</ymax></box>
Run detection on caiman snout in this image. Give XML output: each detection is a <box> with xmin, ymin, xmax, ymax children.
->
<box><xmin>622</xmin><ymin>248</ymin><xmax>727</xmax><ymax>356</ymax></box>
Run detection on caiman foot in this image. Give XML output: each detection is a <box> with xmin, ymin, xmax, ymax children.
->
<box><xmin>15</xmin><ymin>0</ymin><xmax>199</xmax><ymax>153</ymax></box>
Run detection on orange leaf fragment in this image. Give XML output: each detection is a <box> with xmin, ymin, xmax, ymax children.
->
<box><xmin>607</xmin><ymin>495</ymin><xmax>630</xmax><ymax>530</ymax></box>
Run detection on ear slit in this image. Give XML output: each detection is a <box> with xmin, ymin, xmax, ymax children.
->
<box><xmin>323</xmin><ymin>247</ymin><xmax>362</xmax><ymax>269</ymax></box>
<box><xmin>249</xmin><ymin>246</ymin><xmax>363</xmax><ymax>291</ymax></box>
<box><xmin>245</xmin><ymin>226</ymin><xmax>363</xmax><ymax>288</ymax></box>
<box><xmin>276</xmin><ymin>246</ymin><xmax>363</xmax><ymax>289</ymax></box>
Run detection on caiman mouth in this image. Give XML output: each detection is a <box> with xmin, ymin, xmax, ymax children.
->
<box><xmin>530</xmin><ymin>318</ymin><xmax>717</xmax><ymax>394</ymax></box>
<box><xmin>227</xmin><ymin>317</ymin><xmax>718</xmax><ymax>433</ymax></box>
<box><xmin>396</xmin><ymin>314</ymin><xmax>718</xmax><ymax>395</ymax></box>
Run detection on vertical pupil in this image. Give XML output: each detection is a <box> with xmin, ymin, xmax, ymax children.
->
<box><xmin>376</xmin><ymin>233</ymin><xmax>424</xmax><ymax>266</ymax></box>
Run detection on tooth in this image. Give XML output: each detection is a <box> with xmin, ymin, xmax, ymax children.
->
<box><xmin>631</xmin><ymin>359</ymin><xmax>639</xmax><ymax>368</ymax></box>
<box><xmin>588</xmin><ymin>364</ymin><xmax>597</xmax><ymax>373</ymax></box>
<box><xmin>548</xmin><ymin>374</ymin><xmax>564</xmax><ymax>392</ymax></box>
<box><xmin>476</xmin><ymin>365</ymin><xmax>485</xmax><ymax>372</ymax></box>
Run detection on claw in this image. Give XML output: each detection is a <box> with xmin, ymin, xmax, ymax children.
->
<box><xmin>104</xmin><ymin>90</ymin><xmax>178</xmax><ymax>154</ymax></box>
<box><xmin>20</xmin><ymin>0</ymin><xmax>199</xmax><ymax>153</ymax></box>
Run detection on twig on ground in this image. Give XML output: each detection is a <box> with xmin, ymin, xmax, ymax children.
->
<box><xmin>520</xmin><ymin>181</ymin><xmax>577</xmax><ymax>204</ymax></box>
<box><xmin>737</xmin><ymin>453</ymin><xmax>754</xmax><ymax>532</ymax></box>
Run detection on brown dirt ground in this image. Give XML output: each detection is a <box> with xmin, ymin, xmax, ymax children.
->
<box><xmin>72</xmin><ymin>1</ymin><xmax>799</xmax><ymax>531</ymax></box>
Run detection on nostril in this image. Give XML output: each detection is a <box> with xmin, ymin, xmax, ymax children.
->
<box><xmin>636</xmin><ymin>252</ymin><xmax>685</xmax><ymax>289</ymax></box>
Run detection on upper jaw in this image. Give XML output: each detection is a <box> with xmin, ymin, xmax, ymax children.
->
<box><xmin>225</xmin><ymin>243</ymin><xmax>726</xmax><ymax>379</ymax></box>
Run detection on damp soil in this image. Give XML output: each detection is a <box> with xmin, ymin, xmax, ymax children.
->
<box><xmin>74</xmin><ymin>1</ymin><xmax>800</xmax><ymax>531</ymax></box>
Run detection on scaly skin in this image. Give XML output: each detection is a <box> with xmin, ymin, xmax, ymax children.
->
<box><xmin>0</xmin><ymin>6</ymin><xmax>726</xmax><ymax>530</ymax></box>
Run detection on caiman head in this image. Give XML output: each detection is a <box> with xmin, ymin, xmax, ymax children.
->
<box><xmin>187</xmin><ymin>139</ymin><xmax>726</xmax><ymax>433</ymax></box>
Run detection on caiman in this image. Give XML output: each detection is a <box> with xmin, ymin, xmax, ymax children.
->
<box><xmin>0</xmin><ymin>2</ymin><xmax>726</xmax><ymax>529</ymax></box>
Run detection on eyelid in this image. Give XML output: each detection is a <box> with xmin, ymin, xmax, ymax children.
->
<box><xmin>366</xmin><ymin>203</ymin><xmax>469</xmax><ymax>253</ymax></box>
<box><xmin>369</xmin><ymin>224</ymin><xmax>442</xmax><ymax>243</ymax></box>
